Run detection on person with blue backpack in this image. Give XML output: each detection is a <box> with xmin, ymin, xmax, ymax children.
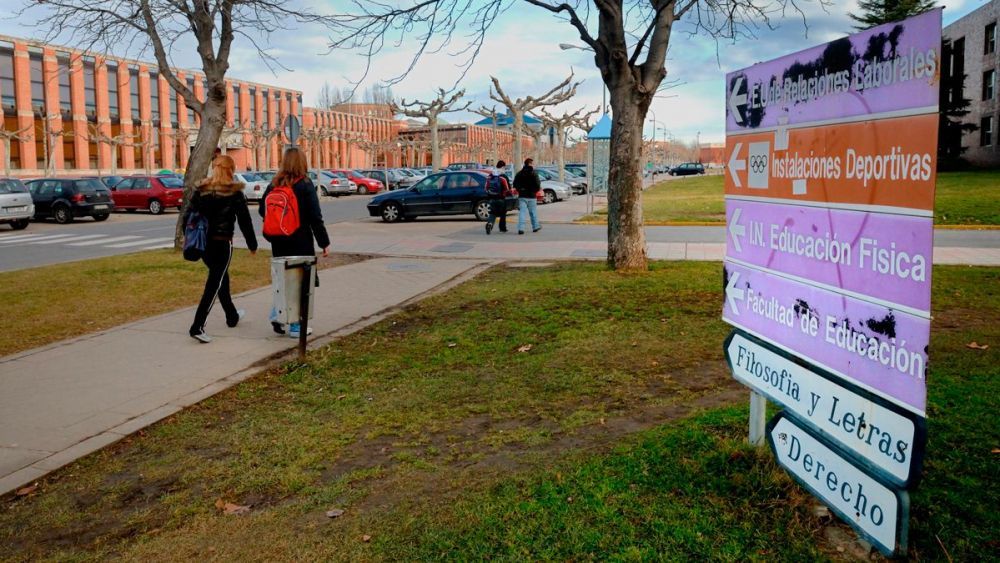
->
<box><xmin>484</xmin><ymin>159</ymin><xmax>510</xmax><ymax>235</ymax></box>
<box><xmin>185</xmin><ymin>154</ymin><xmax>258</xmax><ymax>344</ymax></box>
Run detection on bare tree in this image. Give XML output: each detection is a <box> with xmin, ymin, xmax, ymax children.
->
<box><xmin>489</xmin><ymin>75</ymin><xmax>578</xmax><ymax>174</ymax></box>
<box><xmin>23</xmin><ymin>0</ymin><xmax>339</xmax><ymax>247</ymax></box>
<box><xmin>0</xmin><ymin>119</ymin><xmax>32</xmax><ymax>177</ymax></box>
<box><xmin>472</xmin><ymin>105</ymin><xmax>502</xmax><ymax>164</ymax></box>
<box><xmin>87</xmin><ymin>123</ymin><xmax>135</xmax><ymax>177</ymax></box>
<box><xmin>328</xmin><ymin>1</ymin><xmax>819</xmax><ymax>270</ymax></box>
<box><xmin>38</xmin><ymin>113</ymin><xmax>68</xmax><ymax>177</ymax></box>
<box><xmin>537</xmin><ymin>106</ymin><xmax>599</xmax><ymax>182</ymax></box>
<box><xmin>390</xmin><ymin>89</ymin><xmax>470</xmax><ymax>171</ymax></box>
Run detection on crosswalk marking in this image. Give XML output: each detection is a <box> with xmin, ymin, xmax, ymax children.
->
<box><xmin>67</xmin><ymin>235</ymin><xmax>141</xmax><ymax>246</ymax></box>
<box><xmin>106</xmin><ymin>237</ymin><xmax>173</xmax><ymax>248</ymax></box>
<box><xmin>0</xmin><ymin>234</ymin><xmax>73</xmax><ymax>244</ymax></box>
<box><xmin>27</xmin><ymin>234</ymin><xmax>105</xmax><ymax>245</ymax></box>
<box><xmin>0</xmin><ymin>234</ymin><xmax>46</xmax><ymax>243</ymax></box>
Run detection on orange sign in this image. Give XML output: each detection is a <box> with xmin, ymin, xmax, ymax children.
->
<box><xmin>725</xmin><ymin>113</ymin><xmax>938</xmax><ymax>213</ymax></box>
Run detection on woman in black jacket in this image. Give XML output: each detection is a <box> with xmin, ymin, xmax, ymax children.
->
<box><xmin>188</xmin><ymin>154</ymin><xmax>258</xmax><ymax>343</ymax></box>
<box><xmin>259</xmin><ymin>148</ymin><xmax>330</xmax><ymax>336</ymax></box>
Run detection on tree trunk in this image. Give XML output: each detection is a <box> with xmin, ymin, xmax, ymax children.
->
<box><xmin>110</xmin><ymin>144</ymin><xmax>117</xmax><ymax>176</ymax></box>
<box><xmin>556</xmin><ymin>128</ymin><xmax>566</xmax><ymax>183</ymax></box>
<box><xmin>3</xmin><ymin>137</ymin><xmax>10</xmax><ymax>177</ymax></box>
<box><xmin>174</xmin><ymin>97</ymin><xmax>226</xmax><ymax>249</ymax></box>
<box><xmin>430</xmin><ymin>116</ymin><xmax>440</xmax><ymax>171</ymax></box>
<box><xmin>513</xmin><ymin>111</ymin><xmax>524</xmax><ymax>173</ymax></box>
<box><xmin>606</xmin><ymin>89</ymin><xmax>648</xmax><ymax>272</ymax></box>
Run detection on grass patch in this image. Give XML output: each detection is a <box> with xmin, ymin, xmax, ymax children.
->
<box><xmin>579</xmin><ymin>171</ymin><xmax>1000</xmax><ymax>225</ymax></box>
<box><xmin>0</xmin><ymin>262</ymin><xmax>996</xmax><ymax>561</ymax></box>
<box><xmin>0</xmin><ymin>250</ymin><xmax>364</xmax><ymax>357</ymax></box>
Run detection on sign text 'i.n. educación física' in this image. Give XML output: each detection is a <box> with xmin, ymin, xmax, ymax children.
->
<box><xmin>721</xmin><ymin>9</ymin><xmax>940</xmax><ymax>558</ymax></box>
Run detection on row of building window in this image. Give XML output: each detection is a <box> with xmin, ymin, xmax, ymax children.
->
<box><xmin>0</xmin><ymin>43</ymin><xmax>298</xmax><ymax>130</ymax></box>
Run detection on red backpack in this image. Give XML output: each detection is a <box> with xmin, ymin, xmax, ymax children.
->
<box><xmin>262</xmin><ymin>178</ymin><xmax>301</xmax><ymax>238</ymax></box>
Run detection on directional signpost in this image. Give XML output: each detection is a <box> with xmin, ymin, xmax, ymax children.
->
<box><xmin>722</xmin><ymin>10</ymin><xmax>940</xmax><ymax>557</ymax></box>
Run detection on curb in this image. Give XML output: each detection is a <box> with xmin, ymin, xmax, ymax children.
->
<box><xmin>573</xmin><ymin>220</ymin><xmax>1000</xmax><ymax>230</ymax></box>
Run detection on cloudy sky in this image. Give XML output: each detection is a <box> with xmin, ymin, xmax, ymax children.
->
<box><xmin>1</xmin><ymin>0</ymin><xmax>987</xmax><ymax>144</ymax></box>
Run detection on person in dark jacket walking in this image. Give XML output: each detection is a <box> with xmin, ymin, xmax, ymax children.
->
<box><xmin>187</xmin><ymin>154</ymin><xmax>258</xmax><ymax>343</ymax></box>
<box><xmin>513</xmin><ymin>158</ymin><xmax>542</xmax><ymax>234</ymax></box>
<box><xmin>259</xmin><ymin>148</ymin><xmax>331</xmax><ymax>337</ymax></box>
<box><xmin>485</xmin><ymin>159</ymin><xmax>510</xmax><ymax>234</ymax></box>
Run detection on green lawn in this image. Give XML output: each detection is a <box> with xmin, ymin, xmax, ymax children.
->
<box><xmin>0</xmin><ymin>250</ymin><xmax>364</xmax><ymax>357</ymax></box>
<box><xmin>1</xmin><ymin>262</ymin><xmax>997</xmax><ymax>561</ymax></box>
<box><xmin>579</xmin><ymin>171</ymin><xmax>1000</xmax><ymax>225</ymax></box>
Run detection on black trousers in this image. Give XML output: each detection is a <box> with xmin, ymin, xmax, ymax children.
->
<box><xmin>487</xmin><ymin>198</ymin><xmax>507</xmax><ymax>231</ymax></box>
<box><xmin>190</xmin><ymin>239</ymin><xmax>238</xmax><ymax>335</ymax></box>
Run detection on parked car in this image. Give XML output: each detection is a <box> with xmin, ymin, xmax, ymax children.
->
<box><xmin>539</xmin><ymin>166</ymin><xmax>587</xmax><ymax>195</ymax></box>
<box><xmin>533</xmin><ymin>168</ymin><xmax>573</xmax><ymax>203</ymax></box>
<box><xmin>234</xmin><ymin>171</ymin><xmax>268</xmax><ymax>202</ymax></box>
<box><xmin>25</xmin><ymin>177</ymin><xmax>114</xmax><ymax>223</ymax></box>
<box><xmin>367</xmin><ymin>171</ymin><xmax>517</xmax><ymax>223</ymax></box>
<box><xmin>566</xmin><ymin>164</ymin><xmax>587</xmax><ymax>178</ymax></box>
<box><xmin>308</xmin><ymin>169</ymin><xmax>353</xmax><ymax>196</ymax></box>
<box><xmin>110</xmin><ymin>175</ymin><xmax>184</xmax><ymax>214</ymax></box>
<box><xmin>445</xmin><ymin>162</ymin><xmax>481</xmax><ymax>171</ymax></box>
<box><xmin>0</xmin><ymin>178</ymin><xmax>33</xmax><ymax>230</ymax></box>
<box><xmin>670</xmin><ymin>162</ymin><xmax>706</xmax><ymax>176</ymax></box>
<box><xmin>83</xmin><ymin>175</ymin><xmax>125</xmax><ymax>190</ymax></box>
<box><xmin>361</xmin><ymin>168</ymin><xmax>417</xmax><ymax>191</ymax></box>
<box><xmin>256</xmin><ymin>170</ymin><xmax>277</xmax><ymax>184</ymax></box>
<box><xmin>326</xmin><ymin>169</ymin><xmax>383</xmax><ymax>194</ymax></box>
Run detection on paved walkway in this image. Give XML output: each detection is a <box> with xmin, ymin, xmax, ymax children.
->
<box><xmin>0</xmin><ymin>257</ymin><xmax>489</xmax><ymax>495</ymax></box>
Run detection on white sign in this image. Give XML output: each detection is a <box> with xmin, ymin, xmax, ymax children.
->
<box><xmin>727</xmin><ymin>332</ymin><xmax>924</xmax><ymax>486</ymax></box>
<box><xmin>769</xmin><ymin>415</ymin><xmax>907</xmax><ymax>556</ymax></box>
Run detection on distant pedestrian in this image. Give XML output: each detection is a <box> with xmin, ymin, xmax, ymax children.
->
<box><xmin>187</xmin><ymin>154</ymin><xmax>258</xmax><ymax>344</ymax></box>
<box><xmin>513</xmin><ymin>158</ymin><xmax>542</xmax><ymax>235</ymax></box>
<box><xmin>260</xmin><ymin>147</ymin><xmax>331</xmax><ymax>338</ymax></box>
<box><xmin>484</xmin><ymin>159</ymin><xmax>511</xmax><ymax>235</ymax></box>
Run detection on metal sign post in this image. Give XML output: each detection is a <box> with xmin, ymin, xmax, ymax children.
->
<box><xmin>297</xmin><ymin>260</ymin><xmax>312</xmax><ymax>360</ymax></box>
<box><xmin>721</xmin><ymin>10</ymin><xmax>941</xmax><ymax>558</ymax></box>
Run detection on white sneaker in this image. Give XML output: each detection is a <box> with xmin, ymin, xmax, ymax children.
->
<box><xmin>288</xmin><ymin>324</ymin><xmax>314</xmax><ymax>338</ymax></box>
<box><xmin>191</xmin><ymin>332</ymin><xmax>212</xmax><ymax>344</ymax></box>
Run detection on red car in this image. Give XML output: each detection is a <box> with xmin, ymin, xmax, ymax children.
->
<box><xmin>328</xmin><ymin>169</ymin><xmax>383</xmax><ymax>195</ymax></box>
<box><xmin>111</xmin><ymin>175</ymin><xmax>184</xmax><ymax>214</ymax></box>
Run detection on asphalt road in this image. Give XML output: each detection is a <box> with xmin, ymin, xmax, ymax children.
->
<box><xmin>0</xmin><ymin>193</ymin><xmax>376</xmax><ymax>272</ymax></box>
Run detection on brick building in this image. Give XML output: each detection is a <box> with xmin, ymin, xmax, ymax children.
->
<box><xmin>944</xmin><ymin>2</ymin><xmax>1000</xmax><ymax>167</ymax></box>
<box><xmin>0</xmin><ymin>35</ymin><xmax>521</xmax><ymax>178</ymax></box>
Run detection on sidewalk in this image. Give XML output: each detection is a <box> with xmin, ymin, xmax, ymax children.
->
<box><xmin>0</xmin><ymin>257</ymin><xmax>490</xmax><ymax>495</ymax></box>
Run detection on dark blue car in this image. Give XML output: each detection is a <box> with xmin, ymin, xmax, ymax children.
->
<box><xmin>367</xmin><ymin>171</ymin><xmax>517</xmax><ymax>222</ymax></box>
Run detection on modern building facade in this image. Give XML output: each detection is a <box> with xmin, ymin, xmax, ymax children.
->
<box><xmin>944</xmin><ymin>2</ymin><xmax>1000</xmax><ymax>167</ymax></box>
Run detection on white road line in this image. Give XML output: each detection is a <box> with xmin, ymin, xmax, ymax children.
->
<box><xmin>0</xmin><ymin>234</ymin><xmax>47</xmax><ymax>242</ymax></box>
<box><xmin>0</xmin><ymin>234</ymin><xmax>74</xmax><ymax>244</ymax></box>
<box><xmin>67</xmin><ymin>235</ymin><xmax>141</xmax><ymax>246</ymax></box>
<box><xmin>137</xmin><ymin>242</ymin><xmax>174</xmax><ymax>251</ymax></box>
<box><xmin>27</xmin><ymin>234</ymin><xmax>106</xmax><ymax>244</ymax></box>
<box><xmin>106</xmin><ymin>237</ymin><xmax>173</xmax><ymax>248</ymax></box>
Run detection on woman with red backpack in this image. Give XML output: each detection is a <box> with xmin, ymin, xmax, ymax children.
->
<box><xmin>259</xmin><ymin>148</ymin><xmax>331</xmax><ymax>337</ymax></box>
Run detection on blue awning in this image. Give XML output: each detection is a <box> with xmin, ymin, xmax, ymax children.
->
<box><xmin>587</xmin><ymin>114</ymin><xmax>612</xmax><ymax>139</ymax></box>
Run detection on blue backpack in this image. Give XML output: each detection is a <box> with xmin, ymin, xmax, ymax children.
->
<box><xmin>182</xmin><ymin>209</ymin><xmax>208</xmax><ymax>261</ymax></box>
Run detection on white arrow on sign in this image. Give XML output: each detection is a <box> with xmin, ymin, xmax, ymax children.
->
<box><xmin>728</xmin><ymin>142</ymin><xmax>746</xmax><ymax>188</ymax></box>
<box><xmin>729</xmin><ymin>207</ymin><xmax>745</xmax><ymax>252</ymax></box>
<box><xmin>726</xmin><ymin>271</ymin><xmax>744</xmax><ymax>316</ymax></box>
<box><xmin>729</xmin><ymin>76</ymin><xmax>747</xmax><ymax>125</ymax></box>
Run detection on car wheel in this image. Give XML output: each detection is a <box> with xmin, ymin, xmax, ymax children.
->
<box><xmin>148</xmin><ymin>199</ymin><xmax>163</xmax><ymax>214</ymax></box>
<box><xmin>381</xmin><ymin>202</ymin><xmax>402</xmax><ymax>223</ymax></box>
<box><xmin>93</xmin><ymin>213</ymin><xmax>110</xmax><ymax>222</ymax></box>
<box><xmin>320</xmin><ymin>186</ymin><xmax>329</xmax><ymax>197</ymax></box>
<box><xmin>53</xmin><ymin>205</ymin><xmax>73</xmax><ymax>224</ymax></box>
<box><xmin>357</xmin><ymin>185</ymin><xmax>367</xmax><ymax>195</ymax></box>
<box><xmin>474</xmin><ymin>200</ymin><xmax>491</xmax><ymax>221</ymax></box>
<box><xmin>10</xmin><ymin>218</ymin><xmax>29</xmax><ymax>230</ymax></box>
<box><xmin>543</xmin><ymin>190</ymin><xmax>556</xmax><ymax>204</ymax></box>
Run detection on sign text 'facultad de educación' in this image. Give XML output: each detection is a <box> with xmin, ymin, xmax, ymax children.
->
<box><xmin>722</xmin><ymin>9</ymin><xmax>940</xmax><ymax>557</ymax></box>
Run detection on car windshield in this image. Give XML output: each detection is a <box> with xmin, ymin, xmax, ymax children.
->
<box><xmin>0</xmin><ymin>179</ymin><xmax>28</xmax><ymax>193</ymax></box>
<box><xmin>330</xmin><ymin>171</ymin><xmax>348</xmax><ymax>178</ymax></box>
<box><xmin>76</xmin><ymin>179</ymin><xmax>104</xmax><ymax>193</ymax></box>
<box><xmin>397</xmin><ymin>169</ymin><xmax>415</xmax><ymax>176</ymax></box>
<box><xmin>536</xmin><ymin>169</ymin><xmax>553</xmax><ymax>180</ymax></box>
<box><xmin>241</xmin><ymin>172</ymin><xmax>261</xmax><ymax>181</ymax></box>
<box><xmin>161</xmin><ymin>177</ymin><xmax>184</xmax><ymax>188</ymax></box>
<box><xmin>351</xmin><ymin>170</ymin><xmax>369</xmax><ymax>178</ymax></box>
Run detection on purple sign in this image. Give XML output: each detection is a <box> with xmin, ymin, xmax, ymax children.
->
<box><xmin>725</xmin><ymin>199</ymin><xmax>933</xmax><ymax>315</ymax></box>
<box><xmin>723</xmin><ymin>260</ymin><xmax>928</xmax><ymax>414</ymax></box>
<box><xmin>725</xmin><ymin>9</ymin><xmax>941</xmax><ymax>132</ymax></box>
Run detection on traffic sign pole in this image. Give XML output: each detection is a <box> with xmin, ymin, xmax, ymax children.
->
<box><xmin>748</xmin><ymin>391</ymin><xmax>766</xmax><ymax>446</ymax></box>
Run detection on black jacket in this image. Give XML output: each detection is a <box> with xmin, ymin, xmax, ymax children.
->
<box><xmin>259</xmin><ymin>177</ymin><xmax>330</xmax><ymax>257</ymax></box>
<box><xmin>513</xmin><ymin>166</ymin><xmax>541</xmax><ymax>198</ymax></box>
<box><xmin>189</xmin><ymin>182</ymin><xmax>258</xmax><ymax>251</ymax></box>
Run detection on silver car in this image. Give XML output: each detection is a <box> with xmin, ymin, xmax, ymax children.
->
<box><xmin>0</xmin><ymin>178</ymin><xmax>34</xmax><ymax>230</ymax></box>
<box><xmin>235</xmin><ymin>172</ymin><xmax>268</xmax><ymax>202</ymax></box>
<box><xmin>534</xmin><ymin>168</ymin><xmax>573</xmax><ymax>203</ymax></box>
<box><xmin>308</xmin><ymin>169</ymin><xmax>353</xmax><ymax>197</ymax></box>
